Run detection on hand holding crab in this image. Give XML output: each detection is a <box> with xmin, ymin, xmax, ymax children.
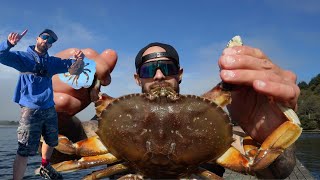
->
<box><xmin>209</xmin><ymin>37</ymin><xmax>300</xmax><ymax>143</ymax></box>
<box><xmin>63</xmin><ymin>49</ymin><xmax>92</xmax><ymax>87</ymax></box>
<box><xmin>203</xmin><ymin>36</ymin><xmax>301</xmax><ymax>177</ymax></box>
<box><xmin>50</xmin><ymin>48</ymin><xmax>117</xmax><ymax>144</ymax></box>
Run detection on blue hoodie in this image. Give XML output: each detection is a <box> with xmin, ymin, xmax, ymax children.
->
<box><xmin>0</xmin><ymin>40</ymin><xmax>75</xmax><ymax>109</ymax></box>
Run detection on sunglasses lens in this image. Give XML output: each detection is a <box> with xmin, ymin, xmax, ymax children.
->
<box><xmin>139</xmin><ymin>62</ymin><xmax>157</xmax><ymax>78</ymax></box>
<box><xmin>47</xmin><ymin>37</ymin><xmax>55</xmax><ymax>44</ymax></box>
<box><xmin>159</xmin><ymin>61</ymin><xmax>179</xmax><ymax>76</ymax></box>
<box><xmin>139</xmin><ymin>60</ymin><xmax>179</xmax><ymax>78</ymax></box>
<box><xmin>40</xmin><ymin>34</ymin><xmax>55</xmax><ymax>44</ymax></box>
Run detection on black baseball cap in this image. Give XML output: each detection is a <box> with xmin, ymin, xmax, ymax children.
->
<box><xmin>135</xmin><ymin>42</ymin><xmax>180</xmax><ymax>72</ymax></box>
<box><xmin>39</xmin><ymin>29</ymin><xmax>58</xmax><ymax>42</ymax></box>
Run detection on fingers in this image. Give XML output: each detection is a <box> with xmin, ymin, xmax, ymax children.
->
<box><xmin>219</xmin><ymin>45</ymin><xmax>299</xmax><ymax>107</ymax></box>
<box><xmin>20</xmin><ymin>29</ymin><xmax>28</xmax><ymax>38</ymax></box>
<box><xmin>8</xmin><ymin>33</ymin><xmax>20</xmax><ymax>45</ymax></box>
<box><xmin>219</xmin><ymin>54</ymin><xmax>276</xmax><ymax>71</ymax></box>
<box><xmin>220</xmin><ymin>69</ymin><xmax>299</xmax><ymax>108</ymax></box>
<box><xmin>7</xmin><ymin>29</ymin><xmax>28</xmax><ymax>46</ymax></box>
<box><xmin>95</xmin><ymin>49</ymin><xmax>117</xmax><ymax>86</ymax></box>
<box><xmin>223</xmin><ymin>45</ymin><xmax>268</xmax><ymax>59</ymax></box>
<box><xmin>220</xmin><ymin>69</ymin><xmax>280</xmax><ymax>85</ymax></box>
<box><xmin>81</xmin><ymin>48</ymin><xmax>99</xmax><ymax>59</ymax></box>
<box><xmin>99</xmin><ymin>49</ymin><xmax>117</xmax><ymax>72</ymax></box>
<box><xmin>73</xmin><ymin>49</ymin><xmax>84</xmax><ymax>60</ymax></box>
<box><xmin>253</xmin><ymin>80</ymin><xmax>300</xmax><ymax>109</ymax></box>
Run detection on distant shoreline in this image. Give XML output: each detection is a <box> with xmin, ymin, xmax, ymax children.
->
<box><xmin>302</xmin><ymin>130</ymin><xmax>320</xmax><ymax>133</ymax></box>
<box><xmin>0</xmin><ymin>125</ymin><xmax>18</xmax><ymax>128</ymax></box>
<box><xmin>0</xmin><ymin>120</ymin><xmax>19</xmax><ymax>126</ymax></box>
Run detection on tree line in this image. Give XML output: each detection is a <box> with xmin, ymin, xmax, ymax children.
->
<box><xmin>297</xmin><ymin>73</ymin><xmax>320</xmax><ymax>130</ymax></box>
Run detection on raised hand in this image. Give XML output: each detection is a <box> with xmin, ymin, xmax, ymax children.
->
<box><xmin>7</xmin><ymin>29</ymin><xmax>28</xmax><ymax>46</ymax></box>
<box><xmin>218</xmin><ymin>45</ymin><xmax>300</xmax><ymax>143</ymax></box>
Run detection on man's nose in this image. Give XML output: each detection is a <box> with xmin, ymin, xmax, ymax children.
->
<box><xmin>153</xmin><ymin>69</ymin><xmax>166</xmax><ymax>80</ymax></box>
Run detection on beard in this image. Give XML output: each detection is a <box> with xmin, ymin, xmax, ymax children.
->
<box><xmin>36</xmin><ymin>42</ymin><xmax>48</xmax><ymax>54</ymax></box>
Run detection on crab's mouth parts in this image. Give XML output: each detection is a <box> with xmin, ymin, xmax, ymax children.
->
<box><xmin>150</xmin><ymin>82</ymin><xmax>172</xmax><ymax>90</ymax></box>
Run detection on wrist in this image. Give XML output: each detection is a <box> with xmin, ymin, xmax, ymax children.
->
<box><xmin>7</xmin><ymin>40</ymin><xmax>15</xmax><ymax>48</ymax></box>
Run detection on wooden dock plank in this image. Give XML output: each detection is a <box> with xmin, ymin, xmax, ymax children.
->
<box><xmin>223</xmin><ymin>159</ymin><xmax>314</xmax><ymax>180</ymax></box>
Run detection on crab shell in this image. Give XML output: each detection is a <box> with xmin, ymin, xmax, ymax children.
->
<box><xmin>97</xmin><ymin>90</ymin><xmax>233</xmax><ymax>178</ymax></box>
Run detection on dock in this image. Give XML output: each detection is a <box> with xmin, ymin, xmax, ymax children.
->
<box><xmin>223</xmin><ymin>159</ymin><xmax>314</xmax><ymax>179</ymax></box>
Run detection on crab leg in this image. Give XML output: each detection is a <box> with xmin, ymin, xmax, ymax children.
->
<box><xmin>216</xmin><ymin>146</ymin><xmax>250</xmax><ymax>174</ymax></box>
<box><xmin>83</xmin><ymin>71</ymin><xmax>90</xmax><ymax>83</ymax></box>
<box><xmin>216</xmin><ymin>120</ymin><xmax>302</xmax><ymax>174</ymax></box>
<box><xmin>250</xmin><ymin>120</ymin><xmax>302</xmax><ymax>170</ymax></box>
<box><xmin>52</xmin><ymin>153</ymin><xmax>120</xmax><ymax>172</ymax></box>
<box><xmin>56</xmin><ymin>134</ymin><xmax>108</xmax><ymax>156</ymax></box>
<box><xmin>82</xmin><ymin>163</ymin><xmax>129</xmax><ymax>180</ymax></box>
<box><xmin>242</xmin><ymin>136</ymin><xmax>259</xmax><ymax>158</ymax></box>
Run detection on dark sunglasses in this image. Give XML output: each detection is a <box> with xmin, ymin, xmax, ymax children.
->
<box><xmin>138</xmin><ymin>60</ymin><xmax>179</xmax><ymax>78</ymax></box>
<box><xmin>39</xmin><ymin>34</ymin><xmax>56</xmax><ymax>44</ymax></box>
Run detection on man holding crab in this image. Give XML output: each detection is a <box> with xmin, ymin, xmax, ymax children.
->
<box><xmin>0</xmin><ymin>28</ymin><xmax>85</xmax><ymax>179</ymax></box>
<box><xmin>51</xmin><ymin>38</ymin><xmax>300</xmax><ymax>178</ymax></box>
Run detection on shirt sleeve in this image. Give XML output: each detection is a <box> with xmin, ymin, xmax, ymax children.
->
<box><xmin>48</xmin><ymin>56</ymin><xmax>75</xmax><ymax>75</ymax></box>
<box><xmin>0</xmin><ymin>40</ymin><xmax>30</xmax><ymax>71</ymax></box>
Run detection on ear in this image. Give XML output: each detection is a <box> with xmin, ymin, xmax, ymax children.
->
<box><xmin>134</xmin><ymin>73</ymin><xmax>142</xmax><ymax>86</ymax></box>
<box><xmin>178</xmin><ymin>68</ymin><xmax>183</xmax><ymax>84</ymax></box>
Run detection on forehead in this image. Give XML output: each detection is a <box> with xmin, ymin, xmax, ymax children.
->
<box><xmin>143</xmin><ymin>46</ymin><xmax>170</xmax><ymax>62</ymax></box>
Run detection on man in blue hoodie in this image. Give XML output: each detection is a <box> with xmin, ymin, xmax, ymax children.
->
<box><xmin>0</xmin><ymin>28</ymin><xmax>85</xmax><ymax>180</ymax></box>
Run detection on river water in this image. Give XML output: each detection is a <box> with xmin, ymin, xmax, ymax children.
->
<box><xmin>0</xmin><ymin>126</ymin><xmax>319</xmax><ymax>179</ymax></box>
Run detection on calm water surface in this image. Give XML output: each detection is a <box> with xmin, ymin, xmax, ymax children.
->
<box><xmin>0</xmin><ymin>127</ymin><xmax>319</xmax><ymax>179</ymax></box>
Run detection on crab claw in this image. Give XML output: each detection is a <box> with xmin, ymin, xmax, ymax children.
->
<box><xmin>202</xmin><ymin>82</ymin><xmax>232</xmax><ymax>107</ymax></box>
<box><xmin>95</xmin><ymin>93</ymin><xmax>115</xmax><ymax>118</ymax></box>
<box><xmin>55</xmin><ymin>135</ymin><xmax>108</xmax><ymax>156</ymax></box>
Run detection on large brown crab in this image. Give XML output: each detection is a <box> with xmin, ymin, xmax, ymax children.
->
<box><xmin>51</xmin><ymin>82</ymin><xmax>301</xmax><ymax>179</ymax></box>
<box><xmin>50</xmin><ymin>36</ymin><xmax>302</xmax><ymax>179</ymax></box>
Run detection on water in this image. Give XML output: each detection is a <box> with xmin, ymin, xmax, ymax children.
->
<box><xmin>0</xmin><ymin>126</ymin><xmax>106</xmax><ymax>179</ymax></box>
<box><xmin>0</xmin><ymin>126</ymin><xmax>319</xmax><ymax>179</ymax></box>
<box><xmin>296</xmin><ymin>133</ymin><xmax>320</xmax><ymax>179</ymax></box>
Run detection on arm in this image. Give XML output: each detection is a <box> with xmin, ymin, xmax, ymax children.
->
<box><xmin>50</xmin><ymin>49</ymin><xmax>84</xmax><ymax>75</ymax></box>
<box><xmin>203</xmin><ymin>44</ymin><xmax>300</xmax><ymax>178</ymax></box>
<box><xmin>0</xmin><ymin>30</ymin><xmax>28</xmax><ymax>70</ymax></box>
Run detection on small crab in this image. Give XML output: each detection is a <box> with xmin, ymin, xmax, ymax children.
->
<box><xmin>64</xmin><ymin>59</ymin><xmax>91</xmax><ymax>87</ymax></box>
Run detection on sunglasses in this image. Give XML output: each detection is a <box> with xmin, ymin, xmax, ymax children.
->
<box><xmin>39</xmin><ymin>34</ymin><xmax>56</xmax><ymax>44</ymax></box>
<box><xmin>138</xmin><ymin>60</ymin><xmax>179</xmax><ymax>78</ymax></box>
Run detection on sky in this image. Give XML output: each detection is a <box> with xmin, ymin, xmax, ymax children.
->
<box><xmin>0</xmin><ymin>0</ymin><xmax>319</xmax><ymax>121</ymax></box>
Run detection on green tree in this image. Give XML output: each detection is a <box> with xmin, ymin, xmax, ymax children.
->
<box><xmin>297</xmin><ymin>75</ymin><xmax>320</xmax><ymax>130</ymax></box>
<box><xmin>298</xmin><ymin>81</ymin><xmax>308</xmax><ymax>90</ymax></box>
<box><xmin>308</xmin><ymin>73</ymin><xmax>320</xmax><ymax>91</ymax></box>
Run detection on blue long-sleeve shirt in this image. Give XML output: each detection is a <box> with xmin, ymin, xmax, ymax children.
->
<box><xmin>0</xmin><ymin>40</ymin><xmax>75</xmax><ymax>109</ymax></box>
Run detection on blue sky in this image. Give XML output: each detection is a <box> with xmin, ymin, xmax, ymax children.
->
<box><xmin>0</xmin><ymin>0</ymin><xmax>319</xmax><ymax>120</ymax></box>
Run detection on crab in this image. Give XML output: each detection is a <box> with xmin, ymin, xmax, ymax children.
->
<box><xmin>50</xmin><ymin>82</ymin><xmax>301</xmax><ymax>179</ymax></box>
<box><xmin>64</xmin><ymin>59</ymin><xmax>91</xmax><ymax>86</ymax></box>
<box><xmin>49</xmin><ymin>36</ymin><xmax>302</xmax><ymax>179</ymax></box>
